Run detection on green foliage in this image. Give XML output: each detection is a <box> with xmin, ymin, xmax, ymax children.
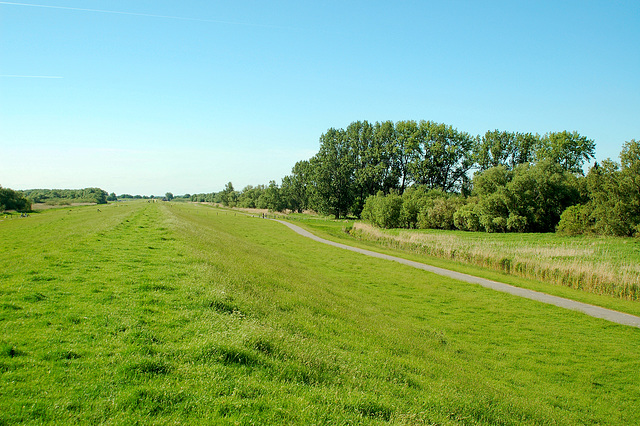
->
<box><xmin>281</xmin><ymin>160</ymin><xmax>313</xmax><ymax>213</ymax></box>
<box><xmin>361</xmin><ymin>191</ymin><xmax>403</xmax><ymax>228</ymax></box>
<box><xmin>399</xmin><ymin>186</ymin><xmax>429</xmax><ymax>228</ymax></box>
<box><xmin>470</xmin><ymin>162</ymin><xmax>581</xmax><ymax>233</ymax></box>
<box><xmin>453</xmin><ymin>200</ymin><xmax>483</xmax><ymax>232</ymax></box>
<box><xmin>557</xmin><ymin>204</ymin><xmax>594</xmax><ymax>236</ymax></box>
<box><xmin>0</xmin><ymin>186</ymin><xmax>31</xmax><ymax>212</ymax></box>
<box><xmin>20</xmin><ymin>188</ymin><xmax>108</xmax><ymax>205</ymax></box>
<box><xmin>273</xmin><ymin>121</ymin><xmax>601</xmax><ymax>223</ymax></box>
<box><xmin>417</xmin><ymin>192</ymin><xmax>465</xmax><ymax>230</ymax></box>
<box><xmin>219</xmin><ymin>182</ymin><xmax>238</xmax><ymax>207</ymax></box>
<box><xmin>190</xmin><ymin>191</ymin><xmax>218</xmax><ymax>203</ymax></box>
<box><xmin>476</xmin><ymin>130</ymin><xmax>539</xmax><ymax>171</ymax></box>
<box><xmin>310</xmin><ymin>128</ymin><xmax>356</xmax><ymax>218</ymax></box>
<box><xmin>537</xmin><ymin>131</ymin><xmax>595</xmax><ymax>174</ymax></box>
<box><xmin>559</xmin><ymin>140</ymin><xmax>640</xmax><ymax>237</ymax></box>
<box><xmin>407</xmin><ymin>120</ymin><xmax>475</xmax><ymax>192</ymax></box>
<box><xmin>236</xmin><ymin>185</ymin><xmax>265</xmax><ymax>208</ymax></box>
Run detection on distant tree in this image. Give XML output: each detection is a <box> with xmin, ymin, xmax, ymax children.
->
<box><xmin>281</xmin><ymin>160</ymin><xmax>313</xmax><ymax>213</ymax></box>
<box><xmin>537</xmin><ymin>131</ymin><xmax>595</xmax><ymax>174</ymax></box>
<box><xmin>311</xmin><ymin>128</ymin><xmax>356</xmax><ymax>218</ymax></box>
<box><xmin>107</xmin><ymin>192</ymin><xmax>117</xmax><ymax>201</ymax></box>
<box><xmin>476</xmin><ymin>130</ymin><xmax>540</xmax><ymax>171</ymax></box>
<box><xmin>394</xmin><ymin>120</ymin><xmax>421</xmax><ymax>192</ymax></box>
<box><xmin>220</xmin><ymin>182</ymin><xmax>238</xmax><ymax>207</ymax></box>
<box><xmin>165</xmin><ymin>192</ymin><xmax>174</xmax><ymax>201</ymax></box>
<box><xmin>408</xmin><ymin>121</ymin><xmax>475</xmax><ymax>192</ymax></box>
<box><xmin>0</xmin><ymin>185</ymin><xmax>31</xmax><ymax>212</ymax></box>
<box><xmin>561</xmin><ymin>140</ymin><xmax>640</xmax><ymax>237</ymax></box>
<box><xmin>260</xmin><ymin>180</ymin><xmax>286</xmax><ymax>212</ymax></box>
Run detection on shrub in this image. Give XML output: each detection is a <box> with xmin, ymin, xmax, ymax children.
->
<box><xmin>361</xmin><ymin>191</ymin><xmax>403</xmax><ymax>229</ymax></box>
<box><xmin>507</xmin><ymin>214</ymin><xmax>528</xmax><ymax>233</ymax></box>
<box><xmin>453</xmin><ymin>202</ymin><xmax>482</xmax><ymax>232</ymax></box>
<box><xmin>557</xmin><ymin>204</ymin><xmax>594</xmax><ymax>235</ymax></box>
<box><xmin>418</xmin><ymin>196</ymin><xmax>465</xmax><ymax>230</ymax></box>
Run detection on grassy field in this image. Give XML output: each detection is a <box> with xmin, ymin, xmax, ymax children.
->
<box><xmin>1</xmin><ymin>202</ymin><xmax>640</xmax><ymax>424</ymax></box>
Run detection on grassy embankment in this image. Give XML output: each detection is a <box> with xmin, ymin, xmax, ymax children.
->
<box><xmin>1</xmin><ymin>201</ymin><xmax>639</xmax><ymax>424</ymax></box>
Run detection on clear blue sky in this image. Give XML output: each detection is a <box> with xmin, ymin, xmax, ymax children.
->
<box><xmin>1</xmin><ymin>1</ymin><xmax>638</xmax><ymax>195</ymax></box>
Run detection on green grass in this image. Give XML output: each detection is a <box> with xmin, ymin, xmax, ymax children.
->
<box><xmin>287</xmin><ymin>216</ymin><xmax>640</xmax><ymax>318</ymax></box>
<box><xmin>1</xmin><ymin>202</ymin><xmax>640</xmax><ymax>424</ymax></box>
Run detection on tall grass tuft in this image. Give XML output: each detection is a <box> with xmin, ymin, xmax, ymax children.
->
<box><xmin>351</xmin><ymin>222</ymin><xmax>640</xmax><ymax>300</ymax></box>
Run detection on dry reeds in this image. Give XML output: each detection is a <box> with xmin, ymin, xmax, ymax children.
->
<box><xmin>351</xmin><ymin>223</ymin><xmax>640</xmax><ymax>300</ymax></box>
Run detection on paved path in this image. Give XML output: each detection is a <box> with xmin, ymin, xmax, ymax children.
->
<box><xmin>274</xmin><ymin>220</ymin><xmax>640</xmax><ymax>329</ymax></box>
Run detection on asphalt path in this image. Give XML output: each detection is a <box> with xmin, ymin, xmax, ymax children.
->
<box><xmin>274</xmin><ymin>220</ymin><xmax>640</xmax><ymax>329</ymax></box>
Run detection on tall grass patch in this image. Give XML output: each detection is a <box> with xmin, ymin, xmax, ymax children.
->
<box><xmin>351</xmin><ymin>222</ymin><xmax>640</xmax><ymax>300</ymax></box>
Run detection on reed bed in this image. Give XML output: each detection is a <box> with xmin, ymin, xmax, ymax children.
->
<box><xmin>351</xmin><ymin>223</ymin><xmax>640</xmax><ymax>300</ymax></box>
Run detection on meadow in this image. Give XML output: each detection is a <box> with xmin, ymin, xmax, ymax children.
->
<box><xmin>1</xmin><ymin>201</ymin><xmax>639</xmax><ymax>424</ymax></box>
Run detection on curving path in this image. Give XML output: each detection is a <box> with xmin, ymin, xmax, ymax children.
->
<box><xmin>274</xmin><ymin>220</ymin><xmax>640</xmax><ymax>329</ymax></box>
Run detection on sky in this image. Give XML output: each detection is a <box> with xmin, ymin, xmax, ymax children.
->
<box><xmin>1</xmin><ymin>0</ymin><xmax>639</xmax><ymax>196</ymax></box>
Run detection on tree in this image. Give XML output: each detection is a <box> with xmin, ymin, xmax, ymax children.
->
<box><xmin>374</xmin><ymin>121</ymin><xmax>403</xmax><ymax>193</ymax></box>
<box><xmin>311</xmin><ymin>128</ymin><xmax>356</xmax><ymax>218</ymax></box>
<box><xmin>408</xmin><ymin>121</ymin><xmax>475</xmax><ymax>192</ymax></box>
<box><xmin>260</xmin><ymin>180</ymin><xmax>286</xmax><ymax>212</ymax></box>
<box><xmin>537</xmin><ymin>131</ymin><xmax>595</xmax><ymax>174</ymax></box>
<box><xmin>470</xmin><ymin>162</ymin><xmax>580</xmax><ymax>232</ymax></box>
<box><xmin>566</xmin><ymin>142</ymin><xmax>640</xmax><ymax>237</ymax></box>
<box><xmin>281</xmin><ymin>160</ymin><xmax>313</xmax><ymax>213</ymax></box>
<box><xmin>620</xmin><ymin>139</ymin><xmax>640</xmax><ymax>221</ymax></box>
<box><xmin>394</xmin><ymin>120</ymin><xmax>421</xmax><ymax>192</ymax></box>
<box><xmin>220</xmin><ymin>182</ymin><xmax>238</xmax><ymax>207</ymax></box>
<box><xmin>165</xmin><ymin>192</ymin><xmax>174</xmax><ymax>201</ymax></box>
<box><xmin>0</xmin><ymin>186</ymin><xmax>31</xmax><ymax>212</ymax></box>
<box><xmin>476</xmin><ymin>130</ymin><xmax>539</xmax><ymax>171</ymax></box>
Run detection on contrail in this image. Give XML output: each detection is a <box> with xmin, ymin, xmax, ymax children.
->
<box><xmin>0</xmin><ymin>75</ymin><xmax>63</xmax><ymax>78</ymax></box>
<box><xmin>0</xmin><ymin>1</ymin><xmax>295</xmax><ymax>30</ymax></box>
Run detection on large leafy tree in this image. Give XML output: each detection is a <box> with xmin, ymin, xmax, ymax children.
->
<box><xmin>348</xmin><ymin>120</ymin><xmax>401</xmax><ymax>216</ymax></box>
<box><xmin>281</xmin><ymin>160</ymin><xmax>313</xmax><ymax>213</ymax></box>
<box><xmin>373</xmin><ymin>121</ymin><xmax>403</xmax><ymax>194</ymax></box>
<box><xmin>394</xmin><ymin>120</ymin><xmax>420</xmax><ymax>193</ymax></box>
<box><xmin>537</xmin><ymin>131</ymin><xmax>595</xmax><ymax>174</ymax></box>
<box><xmin>220</xmin><ymin>182</ymin><xmax>238</xmax><ymax>207</ymax></box>
<box><xmin>311</xmin><ymin>128</ymin><xmax>356</xmax><ymax>218</ymax></box>
<box><xmin>408</xmin><ymin>121</ymin><xmax>475</xmax><ymax>192</ymax></box>
<box><xmin>476</xmin><ymin>130</ymin><xmax>539</xmax><ymax>171</ymax></box>
<box><xmin>620</xmin><ymin>139</ymin><xmax>640</xmax><ymax>217</ymax></box>
<box><xmin>563</xmin><ymin>139</ymin><xmax>640</xmax><ymax>236</ymax></box>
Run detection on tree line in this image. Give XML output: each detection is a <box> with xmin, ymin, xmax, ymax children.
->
<box><xmin>207</xmin><ymin>120</ymin><xmax>638</xmax><ymax>236</ymax></box>
<box><xmin>20</xmin><ymin>188</ymin><xmax>108</xmax><ymax>205</ymax></box>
